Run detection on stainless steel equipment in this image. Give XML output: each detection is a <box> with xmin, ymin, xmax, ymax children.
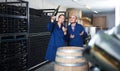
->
<box><xmin>87</xmin><ymin>25</ymin><xmax>120</xmax><ymax>71</ymax></box>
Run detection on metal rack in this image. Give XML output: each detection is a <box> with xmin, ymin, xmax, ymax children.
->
<box><xmin>0</xmin><ymin>1</ymin><xmax>29</xmax><ymax>71</ymax></box>
<box><xmin>0</xmin><ymin>1</ymin><xmax>29</xmax><ymax>34</ymax></box>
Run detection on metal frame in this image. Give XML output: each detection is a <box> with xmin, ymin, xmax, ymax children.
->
<box><xmin>0</xmin><ymin>1</ymin><xmax>29</xmax><ymax>34</ymax></box>
<box><xmin>0</xmin><ymin>1</ymin><xmax>29</xmax><ymax>71</ymax></box>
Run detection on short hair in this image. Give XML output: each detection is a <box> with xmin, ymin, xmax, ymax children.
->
<box><xmin>58</xmin><ymin>14</ymin><xmax>65</xmax><ymax>18</ymax></box>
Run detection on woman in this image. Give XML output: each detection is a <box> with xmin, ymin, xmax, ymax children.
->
<box><xmin>45</xmin><ymin>14</ymin><xmax>67</xmax><ymax>61</ymax></box>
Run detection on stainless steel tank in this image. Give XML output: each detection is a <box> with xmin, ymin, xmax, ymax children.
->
<box><xmin>88</xmin><ymin>27</ymin><xmax>120</xmax><ymax>71</ymax></box>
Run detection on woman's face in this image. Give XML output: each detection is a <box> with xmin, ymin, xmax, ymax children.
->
<box><xmin>58</xmin><ymin>15</ymin><xmax>65</xmax><ymax>24</ymax></box>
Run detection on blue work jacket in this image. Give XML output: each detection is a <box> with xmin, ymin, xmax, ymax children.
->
<box><xmin>67</xmin><ymin>23</ymin><xmax>88</xmax><ymax>47</ymax></box>
<box><xmin>45</xmin><ymin>22</ymin><xmax>66</xmax><ymax>61</ymax></box>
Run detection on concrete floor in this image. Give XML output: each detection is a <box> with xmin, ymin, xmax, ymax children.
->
<box><xmin>35</xmin><ymin>62</ymin><xmax>54</xmax><ymax>71</ymax></box>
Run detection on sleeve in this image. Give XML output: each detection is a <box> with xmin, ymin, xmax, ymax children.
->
<box><xmin>82</xmin><ymin>27</ymin><xmax>88</xmax><ymax>38</ymax></box>
<box><xmin>47</xmin><ymin>22</ymin><xmax>55</xmax><ymax>33</ymax></box>
<box><xmin>79</xmin><ymin>24</ymin><xmax>88</xmax><ymax>38</ymax></box>
<box><xmin>83</xmin><ymin>30</ymin><xmax>88</xmax><ymax>38</ymax></box>
<box><xmin>64</xmin><ymin>26</ymin><xmax>70</xmax><ymax>42</ymax></box>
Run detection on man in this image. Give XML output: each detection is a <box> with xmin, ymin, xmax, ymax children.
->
<box><xmin>67</xmin><ymin>15</ymin><xmax>88</xmax><ymax>47</ymax></box>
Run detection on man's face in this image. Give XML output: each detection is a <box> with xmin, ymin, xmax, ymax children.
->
<box><xmin>69</xmin><ymin>16</ymin><xmax>77</xmax><ymax>24</ymax></box>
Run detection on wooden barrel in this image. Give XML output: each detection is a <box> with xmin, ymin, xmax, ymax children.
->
<box><xmin>54</xmin><ymin>46</ymin><xmax>89</xmax><ymax>71</ymax></box>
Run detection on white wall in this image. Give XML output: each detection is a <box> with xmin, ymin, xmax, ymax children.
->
<box><xmin>115</xmin><ymin>6</ymin><xmax>120</xmax><ymax>26</ymax></box>
<box><xmin>93</xmin><ymin>12</ymin><xmax>115</xmax><ymax>29</ymax></box>
<box><xmin>24</xmin><ymin>0</ymin><xmax>66</xmax><ymax>11</ymax></box>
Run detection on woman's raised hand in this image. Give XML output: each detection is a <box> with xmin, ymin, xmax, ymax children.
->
<box><xmin>51</xmin><ymin>16</ymin><xmax>56</xmax><ymax>22</ymax></box>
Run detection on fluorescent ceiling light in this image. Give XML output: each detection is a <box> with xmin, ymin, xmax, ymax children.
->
<box><xmin>72</xmin><ymin>0</ymin><xmax>78</xmax><ymax>2</ymax></box>
<box><xmin>94</xmin><ymin>11</ymin><xmax>98</xmax><ymax>13</ymax></box>
<box><xmin>85</xmin><ymin>5</ymin><xmax>91</xmax><ymax>9</ymax></box>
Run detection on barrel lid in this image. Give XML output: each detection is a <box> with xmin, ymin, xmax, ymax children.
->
<box><xmin>55</xmin><ymin>61</ymin><xmax>88</xmax><ymax>66</ymax></box>
<box><xmin>57</xmin><ymin>46</ymin><xmax>84</xmax><ymax>53</ymax></box>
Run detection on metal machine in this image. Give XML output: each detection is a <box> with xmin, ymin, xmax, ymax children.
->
<box><xmin>86</xmin><ymin>25</ymin><xmax>120</xmax><ymax>71</ymax></box>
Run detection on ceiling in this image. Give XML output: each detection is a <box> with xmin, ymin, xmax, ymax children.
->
<box><xmin>46</xmin><ymin>0</ymin><xmax>119</xmax><ymax>13</ymax></box>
